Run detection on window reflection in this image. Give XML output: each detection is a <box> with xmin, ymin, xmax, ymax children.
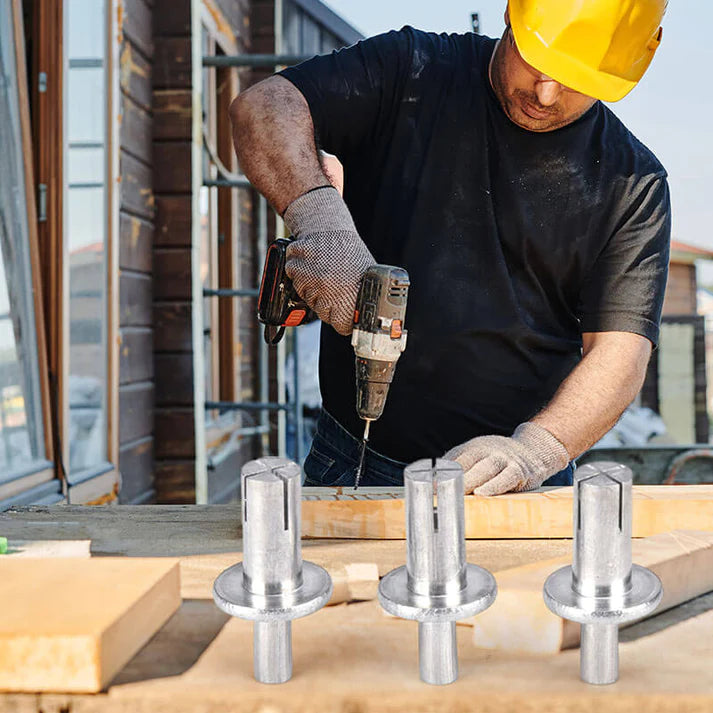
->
<box><xmin>65</xmin><ymin>0</ymin><xmax>108</xmax><ymax>473</ymax></box>
<box><xmin>0</xmin><ymin>2</ymin><xmax>46</xmax><ymax>478</ymax></box>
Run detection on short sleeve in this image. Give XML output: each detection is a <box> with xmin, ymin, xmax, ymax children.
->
<box><xmin>278</xmin><ymin>29</ymin><xmax>415</xmax><ymax>162</ymax></box>
<box><xmin>577</xmin><ymin>175</ymin><xmax>671</xmax><ymax>346</ymax></box>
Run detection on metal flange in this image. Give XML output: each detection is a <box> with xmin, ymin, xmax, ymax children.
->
<box><xmin>378</xmin><ymin>458</ymin><xmax>497</xmax><ymax>685</ymax></box>
<box><xmin>213</xmin><ymin>457</ymin><xmax>332</xmax><ymax>684</ymax></box>
<box><xmin>543</xmin><ymin>462</ymin><xmax>663</xmax><ymax>685</ymax></box>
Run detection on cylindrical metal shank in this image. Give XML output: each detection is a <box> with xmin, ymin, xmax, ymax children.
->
<box><xmin>241</xmin><ymin>457</ymin><xmax>303</xmax><ymax>596</ymax></box>
<box><xmin>581</xmin><ymin>623</ymin><xmax>619</xmax><ymax>685</ymax></box>
<box><xmin>572</xmin><ymin>462</ymin><xmax>633</xmax><ymax>599</ymax></box>
<box><xmin>573</xmin><ymin>462</ymin><xmax>633</xmax><ymax>685</ymax></box>
<box><xmin>405</xmin><ymin>459</ymin><xmax>467</xmax><ymax>597</ymax></box>
<box><xmin>254</xmin><ymin>621</ymin><xmax>292</xmax><ymax>684</ymax></box>
<box><xmin>418</xmin><ymin>622</ymin><xmax>458</xmax><ymax>685</ymax></box>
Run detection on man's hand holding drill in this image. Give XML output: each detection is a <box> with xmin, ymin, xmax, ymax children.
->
<box><xmin>283</xmin><ymin>186</ymin><xmax>375</xmax><ymax>336</ymax></box>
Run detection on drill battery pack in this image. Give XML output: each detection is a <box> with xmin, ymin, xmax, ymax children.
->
<box><xmin>257</xmin><ymin>237</ymin><xmax>316</xmax><ymax>345</ymax></box>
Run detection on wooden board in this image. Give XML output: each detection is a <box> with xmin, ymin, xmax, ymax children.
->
<box><xmin>3</xmin><ymin>540</ymin><xmax>90</xmax><ymax>558</ymax></box>
<box><xmin>469</xmin><ymin>530</ymin><xmax>713</xmax><ymax>653</ymax></box>
<box><xmin>0</xmin><ymin>558</ymin><xmax>180</xmax><ymax>693</ymax></box>
<box><xmin>82</xmin><ymin>597</ymin><xmax>713</xmax><ymax>712</ymax></box>
<box><xmin>2</xmin><ymin>507</ymin><xmax>713</xmax><ymax>712</ymax></box>
<box><xmin>179</xmin><ymin>553</ymin><xmax>378</xmax><ymax>605</ymax></box>
<box><xmin>301</xmin><ymin>485</ymin><xmax>713</xmax><ymax>539</ymax></box>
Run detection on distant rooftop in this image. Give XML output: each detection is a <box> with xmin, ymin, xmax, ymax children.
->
<box><xmin>291</xmin><ymin>0</ymin><xmax>364</xmax><ymax>45</ymax></box>
<box><xmin>671</xmin><ymin>240</ymin><xmax>713</xmax><ymax>263</ymax></box>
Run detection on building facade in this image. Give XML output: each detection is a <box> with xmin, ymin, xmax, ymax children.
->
<box><xmin>0</xmin><ymin>0</ymin><xmax>361</xmax><ymax>508</ymax></box>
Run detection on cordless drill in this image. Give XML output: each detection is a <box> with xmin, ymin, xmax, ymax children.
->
<box><xmin>350</xmin><ymin>265</ymin><xmax>410</xmax><ymax>487</ymax></box>
<box><xmin>257</xmin><ymin>239</ymin><xmax>410</xmax><ymax>487</ymax></box>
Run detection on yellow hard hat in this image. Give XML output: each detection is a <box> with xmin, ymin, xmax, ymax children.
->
<box><xmin>509</xmin><ymin>0</ymin><xmax>666</xmax><ymax>102</ymax></box>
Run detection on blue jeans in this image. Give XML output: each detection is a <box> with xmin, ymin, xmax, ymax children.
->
<box><xmin>303</xmin><ymin>409</ymin><xmax>574</xmax><ymax>488</ymax></box>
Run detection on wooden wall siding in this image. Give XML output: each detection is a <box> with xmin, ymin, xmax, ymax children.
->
<box><xmin>152</xmin><ymin>0</ymin><xmax>196</xmax><ymax>503</ymax></box>
<box><xmin>641</xmin><ymin>315</ymin><xmax>709</xmax><ymax>444</ymax></box>
<box><xmin>119</xmin><ymin>383</ymin><xmax>155</xmax><ymax>444</ymax></box>
<box><xmin>663</xmin><ymin>263</ymin><xmax>697</xmax><ymax>316</ymax></box>
<box><xmin>251</xmin><ymin>0</ymin><xmax>276</xmax><ymax>54</ymax></box>
<box><xmin>154</xmin><ymin>303</ymin><xmax>193</xmax><ymax>351</ymax></box>
<box><xmin>155</xmin><ymin>196</ymin><xmax>192</xmax><ymax>245</ymax></box>
<box><xmin>119</xmin><ymin>0</ymin><xmax>156</xmax><ymax>504</ymax></box>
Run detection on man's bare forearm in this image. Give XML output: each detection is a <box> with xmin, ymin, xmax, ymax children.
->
<box><xmin>229</xmin><ymin>76</ymin><xmax>330</xmax><ymax>215</ymax></box>
<box><xmin>530</xmin><ymin>331</ymin><xmax>652</xmax><ymax>458</ymax></box>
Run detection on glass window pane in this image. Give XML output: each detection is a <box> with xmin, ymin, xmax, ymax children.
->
<box><xmin>67</xmin><ymin>0</ymin><xmax>106</xmax><ymax>58</ymax></box>
<box><xmin>68</xmin><ymin>147</ymin><xmax>105</xmax><ymax>185</ymax></box>
<box><xmin>65</xmin><ymin>1</ymin><xmax>108</xmax><ymax>473</ymax></box>
<box><xmin>67</xmin><ymin>68</ymin><xmax>106</xmax><ymax>143</ymax></box>
<box><xmin>0</xmin><ymin>4</ymin><xmax>47</xmax><ymax>478</ymax></box>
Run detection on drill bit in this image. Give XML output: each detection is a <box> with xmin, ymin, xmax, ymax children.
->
<box><xmin>354</xmin><ymin>420</ymin><xmax>371</xmax><ymax>490</ymax></box>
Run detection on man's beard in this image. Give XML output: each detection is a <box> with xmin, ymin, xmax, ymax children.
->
<box><xmin>489</xmin><ymin>40</ymin><xmax>568</xmax><ymax>132</ymax></box>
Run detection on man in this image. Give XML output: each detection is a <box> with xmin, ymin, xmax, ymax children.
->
<box><xmin>231</xmin><ymin>0</ymin><xmax>671</xmax><ymax>495</ymax></box>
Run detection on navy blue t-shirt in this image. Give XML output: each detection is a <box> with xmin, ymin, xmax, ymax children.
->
<box><xmin>280</xmin><ymin>27</ymin><xmax>671</xmax><ymax>463</ymax></box>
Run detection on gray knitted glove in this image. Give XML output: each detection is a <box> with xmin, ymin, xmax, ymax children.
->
<box><xmin>443</xmin><ymin>423</ymin><xmax>570</xmax><ymax>496</ymax></box>
<box><xmin>283</xmin><ymin>187</ymin><xmax>376</xmax><ymax>336</ymax></box>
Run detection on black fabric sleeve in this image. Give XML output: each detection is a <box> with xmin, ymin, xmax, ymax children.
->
<box><xmin>278</xmin><ymin>28</ymin><xmax>415</xmax><ymax>162</ymax></box>
<box><xmin>577</xmin><ymin>174</ymin><xmax>672</xmax><ymax>346</ymax></box>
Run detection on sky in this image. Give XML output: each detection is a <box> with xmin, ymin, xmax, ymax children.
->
<box><xmin>322</xmin><ymin>1</ymin><xmax>713</xmax><ymax>277</ymax></box>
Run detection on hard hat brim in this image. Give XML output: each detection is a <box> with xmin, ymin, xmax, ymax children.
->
<box><xmin>510</xmin><ymin>11</ymin><xmax>644</xmax><ymax>103</ymax></box>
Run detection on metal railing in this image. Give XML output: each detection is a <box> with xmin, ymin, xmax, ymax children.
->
<box><xmin>201</xmin><ymin>52</ymin><xmax>314</xmax><ymax>465</ymax></box>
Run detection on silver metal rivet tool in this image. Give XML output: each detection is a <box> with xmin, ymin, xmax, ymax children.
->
<box><xmin>378</xmin><ymin>458</ymin><xmax>497</xmax><ymax>685</ymax></box>
<box><xmin>543</xmin><ymin>462</ymin><xmax>663</xmax><ymax>685</ymax></box>
<box><xmin>213</xmin><ymin>457</ymin><xmax>333</xmax><ymax>684</ymax></box>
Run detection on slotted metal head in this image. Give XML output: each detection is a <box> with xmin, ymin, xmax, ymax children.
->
<box><xmin>241</xmin><ymin>458</ymin><xmax>303</xmax><ymax>596</ymax></box>
<box><xmin>405</xmin><ymin>459</ymin><xmax>467</xmax><ymax>597</ymax></box>
<box><xmin>572</xmin><ymin>462</ymin><xmax>633</xmax><ymax>598</ymax></box>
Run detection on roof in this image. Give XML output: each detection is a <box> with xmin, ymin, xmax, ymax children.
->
<box><xmin>291</xmin><ymin>0</ymin><xmax>364</xmax><ymax>45</ymax></box>
<box><xmin>671</xmin><ymin>239</ymin><xmax>713</xmax><ymax>265</ymax></box>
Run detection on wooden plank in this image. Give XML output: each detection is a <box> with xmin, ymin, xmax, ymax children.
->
<box><xmin>120</xmin><ymin>150</ymin><xmax>154</xmax><ymax>219</ymax></box>
<box><xmin>119</xmin><ymin>40</ymin><xmax>152</xmax><ymax>111</ymax></box>
<box><xmin>155</xmin><ymin>195</ymin><xmax>192</xmax><ymax>245</ymax></box>
<box><xmin>0</xmin><ymin>558</ymin><xmax>179</xmax><ymax>693</ymax></box>
<box><xmin>301</xmin><ymin>486</ymin><xmax>713</xmax><ymax>539</ymax></box>
<box><xmin>153</xmin><ymin>0</ymin><xmax>191</xmax><ymax>36</ymax></box>
<box><xmin>120</xmin><ymin>93</ymin><xmax>152</xmax><ymax>165</ymax></box>
<box><xmin>180</xmin><ymin>552</ymin><xmax>378</xmax><ymax>604</ymax></box>
<box><xmin>153</xmin><ymin>89</ymin><xmax>192</xmax><ymax>140</ymax></box>
<box><xmin>93</xmin><ymin>597</ymin><xmax>713</xmax><ymax>712</ymax></box>
<box><xmin>470</xmin><ymin>530</ymin><xmax>713</xmax><ymax>654</ymax></box>
<box><xmin>217</xmin><ymin>64</ymin><xmax>239</xmax><ymax>402</ymax></box>
<box><xmin>209</xmin><ymin>0</ymin><xmax>244</xmax><ymax>42</ymax></box>
<box><xmin>154</xmin><ymin>141</ymin><xmax>192</xmax><ymax>193</ymax></box>
<box><xmin>118</xmin><ymin>436</ymin><xmax>155</xmax><ymax>503</ymax></box>
<box><xmin>120</xmin><ymin>272</ymin><xmax>152</xmax><ymax>326</ymax></box>
<box><xmin>119</xmin><ymin>383</ymin><xmax>154</xmax><ymax>443</ymax></box>
<box><xmin>4</xmin><ymin>540</ymin><xmax>91</xmax><ymax>557</ymax></box>
<box><xmin>153</xmin><ymin>37</ymin><xmax>192</xmax><ymax>89</ymax></box>
<box><xmin>122</xmin><ymin>0</ymin><xmax>154</xmax><ymax>59</ymax></box>
<box><xmin>154</xmin><ymin>249</ymin><xmax>192</xmax><ymax>300</ymax></box>
<box><xmin>155</xmin><ymin>353</ymin><xmax>195</xmax><ymax>405</ymax></box>
<box><xmin>155</xmin><ymin>409</ymin><xmax>195</xmax><ymax>459</ymax></box>
<box><xmin>119</xmin><ymin>328</ymin><xmax>153</xmax><ymax>384</ymax></box>
<box><xmin>154</xmin><ymin>303</ymin><xmax>193</xmax><ymax>352</ymax></box>
<box><xmin>119</xmin><ymin>212</ymin><xmax>153</xmax><ymax>273</ymax></box>
<box><xmin>154</xmin><ymin>460</ymin><xmax>196</xmax><ymax>504</ymax></box>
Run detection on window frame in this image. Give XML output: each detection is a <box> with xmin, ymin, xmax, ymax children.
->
<box><xmin>28</xmin><ymin>0</ymin><xmax>120</xmax><ymax>504</ymax></box>
<box><xmin>196</xmin><ymin>0</ymin><xmax>246</xmax><ymax>502</ymax></box>
<box><xmin>0</xmin><ymin>0</ymin><xmax>56</xmax><ymax>503</ymax></box>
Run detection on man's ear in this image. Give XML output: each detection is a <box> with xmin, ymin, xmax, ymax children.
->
<box><xmin>504</xmin><ymin>5</ymin><xmax>510</xmax><ymax>27</ymax></box>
